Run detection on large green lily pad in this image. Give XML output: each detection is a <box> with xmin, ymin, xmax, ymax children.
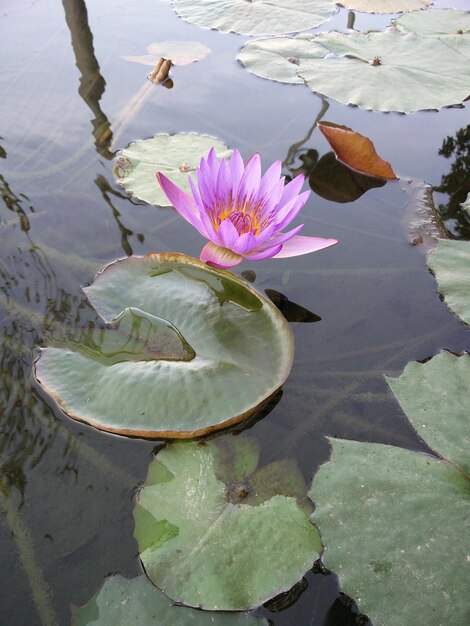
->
<box><xmin>171</xmin><ymin>0</ymin><xmax>336</xmax><ymax>36</ymax></box>
<box><xmin>297</xmin><ymin>29</ymin><xmax>470</xmax><ymax>112</ymax></box>
<box><xmin>237</xmin><ymin>36</ymin><xmax>328</xmax><ymax>84</ymax></box>
<box><xmin>114</xmin><ymin>133</ymin><xmax>232</xmax><ymax>207</ymax></box>
<box><xmin>427</xmin><ymin>239</ymin><xmax>470</xmax><ymax>325</ymax></box>
<box><xmin>72</xmin><ymin>575</ymin><xmax>268</xmax><ymax>625</ymax></box>
<box><xmin>395</xmin><ymin>8</ymin><xmax>470</xmax><ymax>36</ymax></box>
<box><xmin>134</xmin><ymin>436</ymin><xmax>321</xmax><ymax>610</ymax></box>
<box><xmin>337</xmin><ymin>0</ymin><xmax>431</xmax><ymax>13</ymax></box>
<box><xmin>34</xmin><ymin>254</ymin><xmax>294</xmax><ymax>438</ymax></box>
<box><xmin>309</xmin><ymin>351</ymin><xmax>470</xmax><ymax>626</ymax></box>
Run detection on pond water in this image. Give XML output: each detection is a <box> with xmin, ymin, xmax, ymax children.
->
<box><xmin>1</xmin><ymin>0</ymin><xmax>469</xmax><ymax>624</ymax></box>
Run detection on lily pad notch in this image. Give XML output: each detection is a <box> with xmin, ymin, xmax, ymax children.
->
<box><xmin>34</xmin><ymin>253</ymin><xmax>295</xmax><ymax>439</ymax></box>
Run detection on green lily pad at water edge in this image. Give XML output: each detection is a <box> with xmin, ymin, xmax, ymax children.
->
<box><xmin>171</xmin><ymin>0</ymin><xmax>336</xmax><ymax>36</ymax></box>
<box><xmin>427</xmin><ymin>239</ymin><xmax>470</xmax><ymax>325</ymax></box>
<box><xmin>72</xmin><ymin>574</ymin><xmax>268</xmax><ymax>625</ymax></box>
<box><xmin>297</xmin><ymin>29</ymin><xmax>470</xmax><ymax>112</ymax></box>
<box><xmin>394</xmin><ymin>8</ymin><xmax>470</xmax><ymax>36</ymax></box>
<box><xmin>237</xmin><ymin>36</ymin><xmax>328</xmax><ymax>84</ymax></box>
<box><xmin>34</xmin><ymin>253</ymin><xmax>294</xmax><ymax>438</ymax></box>
<box><xmin>337</xmin><ymin>0</ymin><xmax>431</xmax><ymax>13</ymax></box>
<box><xmin>134</xmin><ymin>436</ymin><xmax>321</xmax><ymax>610</ymax></box>
<box><xmin>114</xmin><ymin>133</ymin><xmax>232</xmax><ymax>207</ymax></box>
<box><xmin>309</xmin><ymin>351</ymin><xmax>470</xmax><ymax>626</ymax></box>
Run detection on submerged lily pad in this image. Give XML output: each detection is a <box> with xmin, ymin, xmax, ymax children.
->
<box><xmin>309</xmin><ymin>351</ymin><xmax>470</xmax><ymax>626</ymax></box>
<box><xmin>73</xmin><ymin>574</ymin><xmax>268</xmax><ymax>625</ymax></box>
<box><xmin>34</xmin><ymin>253</ymin><xmax>294</xmax><ymax>438</ymax></box>
<box><xmin>337</xmin><ymin>0</ymin><xmax>431</xmax><ymax>13</ymax></box>
<box><xmin>114</xmin><ymin>133</ymin><xmax>232</xmax><ymax>207</ymax></box>
<box><xmin>122</xmin><ymin>41</ymin><xmax>211</xmax><ymax>66</ymax></box>
<box><xmin>309</xmin><ymin>152</ymin><xmax>386</xmax><ymax>203</ymax></box>
<box><xmin>427</xmin><ymin>239</ymin><xmax>470</xmax><ymax>325</ymax></box>
<box><xmin>134</xmin><ymin>436</ymin><xmax>321</xmax><ymax>610</ymax></box>
<box><xmin>237</xmin><ymin>36</ymin><xmax>327</xmax><ymax>84</ymax></box>
<box><xmin>171</xmin><ymin>0</ymin><xmax>336</xmax><ymax>36</ymax></box>
<box><xmin>297</xmin><ymin>29</ymin><xmax>470</xmax><ymax>112</ymax></box>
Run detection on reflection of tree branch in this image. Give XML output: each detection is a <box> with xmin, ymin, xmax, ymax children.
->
<box><xmin>62</xmin><ymin>0</ymin><xmax>113</xmax><ymax>159</ymax></box>
<box><xmin>95</xmin><ymin>174</ymin><xmax>145</xmax><ymax>256</ymax></box>
<box><xmin>282</xmin><ymin>99</ymin><xmax>329</xmax><ymax>171</ymax></box>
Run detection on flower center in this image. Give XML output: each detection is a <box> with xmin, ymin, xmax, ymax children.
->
<box><xmin>228</xmin><ymin>211</ymin><xmax>258</xmax><ymax>235</ymax></box>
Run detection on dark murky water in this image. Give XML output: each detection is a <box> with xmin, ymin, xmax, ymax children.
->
<box><xmin>1</xmin><ymin>0</ymin><xmax>469</xmax><ymax>624</ymax></box>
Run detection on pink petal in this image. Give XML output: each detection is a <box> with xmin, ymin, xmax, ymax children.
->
<box><xmin>244</xmin><ymin>243</ymin><xmax>283</xmax><ymax>261</ymax></box>
<box><xmin>232</xmin><ymin>231</ymin><xmax>257</xmax><ymax>255</ymax></box>
<box><xmin>218</xmin><ymin>218</ymin><xmax>240</xmax><ymax>249</ymax></box>
<box><xmin>157</xmin><ymin>173</ymin><xmax>207</xmax><ymax>236</ymax></box>
<box><xmin>229</xmin><ymin>150</ymin><xmax>244</xmax><ymax>196</ymax></box>
<box><xmin>216</xmin><ymin>157</ymin><xmax>231</xmax><ymax>205</ymax></box>
<box><xmin>236</xmin><ymin>153</ymin><xmax>261</xmax><ymax>207</ymax></box>
<box><xmin>273</xmin><ymin>236</ymin><xmax>338</xmax><ymax>259</ymax></box>
<box><xmin>258</xmin><ymin>160</ymin><xmax>282</xmax><ymax>200</ymax></box>
<box><xmin>196</xmin><ymin>160</ymin><xmax>216</xmax><ymax>208</ymax></box>
<box><xmin>273</xmin><ymin>190</ymin><xmax>311</xmax><ymax>231</ymax></box>
<box><xmin>278</xmin><ymin>174</ymin><xmax>305</xmax><ymax>208</ymax></box>
<box><xmin>200</xmin><ymin>242</ymin><xmax>244</xmax><ymax>269</ymax></box>
<box><xmin>255</xmin><ymin>224</ymin><xmax>305</xmax><ymax>252</ymax></box>
<box><xmin>207</xmin><ymin>147</ymin><xmax>220</xmax><ymax>176</ymax></box>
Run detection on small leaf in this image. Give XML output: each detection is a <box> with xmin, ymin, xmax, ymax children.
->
<box><xmin>122</xmin><ymin>40</ymin><xmax>211</xmax><ymax>66</ymax></box>
<box><xmin>134</xmin><ymin>436</ymin><xmax>321</xmax><ymax>610</ymax></box>
<box><xmin>72</xmin><ymin>574</ymin><xmax>268</xmax><ymax>625</ymax></box>
<box><xmin>318</xmin><ymin>122</ymin><xmax>397</xmax><ymax>180</ymax></box>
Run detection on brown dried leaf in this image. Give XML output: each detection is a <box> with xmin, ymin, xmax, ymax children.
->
<box><xmin>318</xmin><ymin>122</ymin><xmax>397</xmax><ymax>180</ymax></box>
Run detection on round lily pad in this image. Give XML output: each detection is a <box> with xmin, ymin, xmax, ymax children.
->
<box><xmin>427</xmin><ymin>239</ymin><xmax>470</xmax><ymax>325</ymax></box>
<box><xmin>73</xmin><ymin>574</ymin><xmax>268</xmax><ymax>625</ymax></box>
<box><xmin>297</xmin><ymin>29</ymin><xmax>470</xmax><ymax>112</ymax></box>
<box><xmin>34</xmin><ymin>254</ymin><xmax>294</xmax><ymax>438</ymax></box>
<box><xmin>394</xmin><ymin>8</ymin><xmax>470</xmax><ymax>36</ymax></box>
<box><xmin>114</xmin><ymin>133</ymin><xmax>232</xmax><ymax>207</ymax></box>
<box><xmin>171</xmin><ymin>0</ymin><xmax>336</xmax><ymax>36</ymax></box>
<box><xmin>336</xmin><ymin>0</ymin><xmax>431</xmax><ymax>13</ymax></box>
<box><xmin>237</xmin><ymin>36</ymin><xmax>328</xmax><ymax>84</ymax></box>
<box><xmin>122</xmin><ymin>40</ymin><xmax>212</xmax><ymax>66</ymax></box>
<box><xmin>134</xmin><ymin>436</ymin><xmax>321</xmax><ymax>610</ymax></box>
<box><xmin>309</xmin><ymin>352</ymin><xmax>470</xmax><ymax>626</ymax></box>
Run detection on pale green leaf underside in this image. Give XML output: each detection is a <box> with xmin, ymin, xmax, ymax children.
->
<box><xmin>73</xmin><ymin>574</ymin><xmax>268</xmax><ymax>625</ymax></box>
<box><xmin>171</xmin><ymin>0</ymin><xmax>336</xmax><ymax>36</ymax></box>
<box><xmin>338</xmin><ymin>0</ymin><xmax>431</xmax><ymax>13</ymax></box>
<box><xmin>386</xmin><ymin>351</ymin><xmax>470</xmax><ymax>476</ymax></box>
<box><xmin>395</xmin><ymin>8</ymin><xmax>470</xmax><ymax>36</ymax></box>
<box><xmin>114</xmin><ymin>133</ymin><xmax>232</xmax><ymax>207</ymax></box>
<box><xmin>297</xmin><ymin>29</ymin><xmax>470</xmax><ymax>112</ymax></box>
<box><xmin>427</xmin><ymin>239</ymin><xmax>470</xmax><ymax>325</ymax></box>
<box><xmin>310</xmin><ymin>438</ymin><xmax>470</xmax><ymax>626</ymax></box>
<box><xmin>34</xmin><ymin>254</ymin><xmax>294</xmax><ymax>438</ymax></box>
<box><xmin>135</xmin><ymin>438</ymin><xmax>321</xmax><ymax>610</ymax></box>
<box><xmin>122</xmin><ymin>40</ymin><xmax>211</xmax><ymax>66</ymax></box>
<box><xmin>237</xmin><ymin>36</ymin><xmax>328</xmax><ymax>84</ymax></box>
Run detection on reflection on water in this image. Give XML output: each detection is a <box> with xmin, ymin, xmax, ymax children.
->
<box><xmin>62</xmin><ymin>0</ymin><xmax>113</xmax><ymax>159</ymax></box>
<box><xmin>435</xmin><ymin>125</ymin><xmax>470</xmax><ymax>239</ymax></box>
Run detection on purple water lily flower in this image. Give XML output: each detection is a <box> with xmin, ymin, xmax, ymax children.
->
<box><xmin>157</xmin><ymin>148</ymin><xmax>338</xmax><ymax>269</ymax></box>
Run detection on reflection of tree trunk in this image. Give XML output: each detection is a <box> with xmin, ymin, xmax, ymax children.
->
<box><xmin>282</xmin><ymin>99</ymin><xmax>329</xmax><ymax>171</ymax></box>
<box><xmin>62</xmin><ymin>0</ymin><xmax>113</xmax><ymax>158</ymax></box>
